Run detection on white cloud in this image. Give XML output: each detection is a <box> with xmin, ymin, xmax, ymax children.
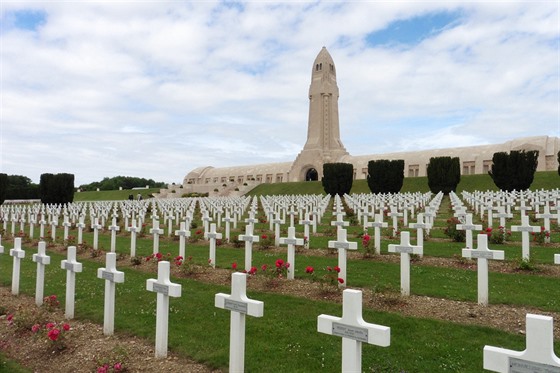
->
<box><xmin>0</xmin><ymin>1</ymin><xmax>558</xmax><ymax>186</ymax></box>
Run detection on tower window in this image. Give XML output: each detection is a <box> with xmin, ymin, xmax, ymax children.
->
<box><xmin>319</xmin><ymin>63</ymin><xmax>322</xmax><ymax>70</ymax></box>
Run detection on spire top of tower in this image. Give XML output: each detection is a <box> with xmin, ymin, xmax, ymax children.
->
<box><xmin>312</xmin><ymin>47</ymin><xmax>336</xmax><ymax>77</ymax></box>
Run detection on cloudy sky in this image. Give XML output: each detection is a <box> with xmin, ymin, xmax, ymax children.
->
<box><xmin>1</xmin><ymin>1</ymin><xmax>558</xmax><ymax>186</ymax></box>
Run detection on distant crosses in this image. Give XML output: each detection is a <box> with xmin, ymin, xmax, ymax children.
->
<box><xmin>331</xmin><ymin>212</ymin><xmax>349</xmax><ymax>231</ymax></box>
<box><xmin>205</xmin><ymin>223</ymin><xmax>222</xmax><ymax>268</ymax></box>
<box><xmin>9</xmin><ymin>237</ymin><xmax>25</xmax><ymax>295</ymax></box>
<box><xmin>174</xmin><ymin>222</ymin><xmax>191</xmax><ymax>260</ymax></box>
<box><xmin>224</xmin><ymin>211</ymin><xmax>233</xmax><ymax>242</ymax></box>
<box><xmin>91</xmin><ymin>217</ymin><xmax>103</xmax><ymax>251</ymax></box>
<box><xmin>32</xmin><ymin>241</ymin><xmax>50</xmax><ymax>306</ymax></box>
<box><xmin>366</xmin><ymin>213</ymin><xmax>387</xmax><ymax>255</ymax></box>
<box><xmin>108</xmin><ymin>217</ymin><xmax>120</xmax><ymax>252</ymax></box>
<box><xmin>318</xmin><ymin>289</ymin><xmax>390</xmax><ymax>373</ymax></box>
<box><xmin>146</xmin><ymin>261</ymin><xmax>182</xmax><ymax>359</ymax></box>
<box><xmin>97</xmin><ymin>252</ymin><xmax>125</xmax><ymax>335</ymax></box>
<box><xmin>536</xmin><ymin>204</ymin><xmax>554</xmax><ymax>244</ymax></box>
<box><xmin>456</xmin><ymin>214</ymin><xmax>482</xmax><ymax>250</ymax></box>
<box><xmin>76</xmin><ymin>215</ymin><xmax>86</xmax><ymax>245</ymax></box>
<box><xmin>462</xmin><ymin>234</ymin><xmax>504</xmax><ymax>306</ymax></box>
<box><xmin>300</xmin><ymin>213</ymin><xmax>312</xmax><ymax>247</ymax></box>
<box><xmin>127</xmin><ymin>219</ymin><xmax>141</xmax><ymax>257</ymax></box>
<box><xmin>484</xmin><ymin>314</ymin><xmax>560</xmax><ymax>372</ymax></box>
<box><xmin>328</xmin><ymin>228</ymin><xmax>357</xmax><ymax>287</ymax></box>
<box><xmin>279</xmin><ymin>227</ymin><xmax>304</xmax><ymax>280</ymax></box>
<box><xmin>215</xmin><ymin>272</ymin><xmax>264</xmax><ymax>373</ymax></box>
<box><xmin>511</xmin><ymin>215</ymin><xmax>540</xmax><ymax>260</ymax></box>
<box><xmin>61</xmin><ymin>246</ymin><xmax>83</xmax><ymax>319</ymax></box>
<box><xmin>150</xmin><ymin>220</ymin><xmax>164</xmax><ymax>255</ymax></box>
<box><xmin>408</xmin><ymin>212</ymin><xmax>430</xmax><ymax>253</ymax></box>
<box><xmin>388</xmin><ymin>231</ymin><xmax>423</xmax><ymax>296</ymax></box>
<box><xmin>272</xmin><ymin>214</ymin><xmax>285</xmax><ymax>247</ymax></box>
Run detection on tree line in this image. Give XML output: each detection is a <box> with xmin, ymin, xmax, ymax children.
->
<box><xmin>322</xmin><ymin>149</ymin><xmax>551</xmax><ymax>196</ymax></box>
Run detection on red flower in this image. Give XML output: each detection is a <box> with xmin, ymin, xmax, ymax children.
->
<box><xmin>248</xmin><ymin>266</ymin><xmax>257</xmax><ymax>275</ymax></box>
<box><xmin>113</xmin><ymin>363</ymin><xmax>123</xmax><ymax>372</ymax></box>
<box><xmin>486</xmin><ymin>227</ymin><xmax>492</xmax><ymax>232</ymax></box>
<box><xmin>47</xmin><ymin>328</ymin><xmax>60</xmax><ymax>341</ymax></box>
<box><xmin>261</xmin><ymin>234</ymin><xmax>268</xmax><ymax>239</ymax></box>
<box><xmin>196</xmin><ymin>230</ymin><xmax>202</xmax><ymax>235</ymax></box>
<box><xmin>155</xmin><ymin>252</ymin><xmax>163</xmax><ymax>261</ymax></box>
<box><xmin>326</xmin><ymin>266</ymin><xmax>332</xmax><ymax>272</ymax></box>
<box><xmin>6</xmin><ymin>314</ymin><xmax>13</xmax><ymax>322</ymax></box>
<box><xmin>261</xmin><ymin>264</ymin><xmax>267</xmax><ymax>271</ymax></box>
<box><xmin>232</xmin><ymin>262</ymin><xmax>238</xmax><ymax>270</ymax></box>
<box><xmin>334</xmin><ymin>266</ymin><xmax>341</xmax><ymax>273</ymax></box>
<box><xmin>46</xmin><ymin>322</ymin><xmax>55</xmax><ymax>330</ymax></box>
<box><xmin>337</xmin><ymin>277</ymin><xmax>344</xmax><ymax>284</ymax></box>
<box><xmin>31</xmin><ymin>324</ymin><xmax>41</xmax><ymax>333</ymax></box>
<box><xmin>175</xmin><ymin>256</ymin><xmax>183</xmax><ymax>261</ymax></box>
<box><xmin>62</xmin><ymin>323</ymin><xmax>70</xmax><ymax>331</ymax></box>
<box><xmin>275</xmin><ymin>259</ymin><xmax>284</xmax><ymax>268</ymax></box>
<box><xmin>305</xmin><ymin>266</ymin><xmax>314</xmax><ymax>274</ymax></box>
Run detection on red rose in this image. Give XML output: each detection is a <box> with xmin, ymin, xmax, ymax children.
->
<box><xmin>275</xmin><ymin>259</ymin><xmax>284</xmax><ymax>268</ymax></box>
<box><xmin>334</xmin><ymin>266</ymin><xmax>341</xmax><ymax>273</ymax></box>
<box><xmin>261</xmin><ymin>264</ymin><xmax>267</xmax><ymax>271</ymax></box>
<box><xmin>62</xmin><ymin>323</ymin><xmax>70</xmax><ymax>331</ymax></box>
<box><xmin>48</xmin><ymin>328</ymin><xmax>60</xmax><ymax>341</ymax></box>
<box><xmin>305</xmin><ymin>266</ymin><xmax>314</xmax><ymax>274</ymax></box>
<box><xmin>337</xmin><ymin>278</ymin><xmax>344</xmax><ymax>284</ymax></box>
<box><xmin>232</xmin><ymin>262</ymin><xmax>237</xmax><ymax>270</ymax></box>
<box><xmin>261</xmin><ymin>234</ymin><xmax>267</xmax><ymax>239</ymax></box>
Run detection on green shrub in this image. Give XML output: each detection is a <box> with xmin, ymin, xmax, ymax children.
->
<box><xmin>427</xmin><ymin>157</ymin><xmax>460</xmax><ymax>194</ymax></box>
<box><xmin>322</xmin><ymin>163</ymin><xmax>353</xmax><ymax>196</ymax></box>
<box><xmin>489</xmin><ymin>150</ymin><xmax>539</xmax><ymax>191</ymax></box>
<box><xmin>367</xmin><ymin>159</ymin><xmax>404</xmax><ymax>194</ymax></box>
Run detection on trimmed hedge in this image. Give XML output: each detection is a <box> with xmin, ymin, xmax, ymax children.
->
<box><xmin>489</xmin><ymin>150</ymin><xmax>539</xmax><ymax>191</ymax></box>
<box><xmin>322</xmin><ymin>163</ymin><xmax>353</xmax><ymax>196</ymax></box>
<box><xmin>427</xmin><ymin>156</ymin><xmax>460</xmax><ymax>194</ymax></box>
<box><xmin>39</xmin><ymin>173</ymin><xmax>75</xmax><ymax>204</ymax></box>
<box><xmin>367</xmin><ymin>159</ymin><xmax>404</xmax><ymax>194</ymax></box>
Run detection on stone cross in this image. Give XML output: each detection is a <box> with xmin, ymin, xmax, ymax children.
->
<box><xmin>239</xmin><ymin>225</ymin><xmax>259</xmax><ymax>271</ymax></box>
<box><xmin>511</xmin><ymin>215</ymin><xmax>540</xmax><ymax>260</ymax></box>
<box><xmin>495</xmin><ymin>206</ymin><xmax>512</xmax><ymax>230</ymax></box>
<box><xmin>484</xmin><ymin>314</ymin><xmax>560</xmax><ymax>372</ymax></box>
<box><xmin>91</xmin><ymin>217</ymin><xmax>103</xmax><ymax>250</ymax></box>
<box><xmin>328</xmin><ymin>228</ymin><xmax>358</xmax><ymax>288</ymax></box>
<box><xmin>408</xmin><ymin>212</ymin><xmax>430</xmax><ymax>256</ymax></box>
<box><xmin>318</xmin><ymin>289</ymin><xmax>391</xmax><ymax>373</ymax></box>
<box><xmin>331</xmin><ymin>212</ymin><xmax>349</xmax><ymax>231</ymax></box>
<box><xmin>215</xmin><ymin>272</ymin><xmax>264</xmax><ymax>373</ymax></box>
<box><xmin>244</xmin><ymin>212</ymin><xmax>258</xmax><ymax>232</ymax></box>
<box><xmin>76</xmin><ymin>215</ymin><xmax>86</xmax><ymax>245</ymax></box>
<box><xmin>39</xmin><ymin>215</ymin><xmax>47</xmax><ymax>239</ymax></box>
<box><xmin>97</xmin><ymin>252</ymin><xmax>125</xmax><ymax>335</ymax></box>
<box><xmin>272</xmin><ymin>214</ymin><xmax>285</xmax><ymax>247</ymax></box>
<box><xmin>146</xmin><ymin>261</ymin><xmax>182</xmax><ymax>359</ymax></box>
<box><xmin>536</xmin><ymin>204</ymin><xmax>554</xmax><ymax>244</ymax></box>
<box><xmin>366</xmin><ymin>213</ymin><xmax>388</xmax><ymax>255</ymax></box>
<box><xmin>287</xmin><ymin>208</ymin><xmax>297</xmax><ymax>227</ymax></box>
<box><xmin>202</xmin><ymin>210</ymin><xmax>212</xmax><ymax>236</ymax></box>
<box><xmin>300</xmin><ymin>213</ymin><xmax>312</xmax><ymax>248</ymax></box>
<box><xmin>61</xmin><ymin>246</ymin><xmax>83</xmax><ymax>319</ymax></box>
<box><xmin>223</xmin><ymin>212</ymin><xmax>233</xmax><ymax>241</ymax></box>
<box><xmin>456</xmin><ymin>214</ymin><xmax>482</xmax><ymax>250</ymax></box>
<box><xmin>388</xmin><ymin>231</ymin><xmax>423</xmax><ymax>296</ymax></box>
<box><xmin>205</xmin><ymin>223</ymin><xmax>222</xmax><ymax>268</ymax></box>
<box><xmin>126</xmin><ymin>219</ymin><xmax>140</xmax><ymax>257</ymax></box>
<box><xmin>515</xmin><ymin>199</ymin><xmax>531</xmax><ymax>217</ymax></box>
<box><xmin>9</xmin><ymin>237</ymin><xmax>25</xmax><ymax>295</ymax></box>
<box><xmin>279</xmin><ymin>227</ymin><xmax>304</xmax><ymax>280</ymax></box>
<box><xmin>32</xmin><ymin>241</ymin><xmax>50</xmax><ymax>306</ymax></box>
<box><xmin>462</xmin><ymin>234</ymin><xmax>504</xmax><ymax>306</ymax></box>
<box><xmin>150</xmin><ymin>220</ymin><xmax>164</xmax><ymax>255</ymax></box>
<box><xmin>387</xmin><ymin>207</ymin><xmax>403</xmax><ymax>237</ymax></box>
<box><xmin>108</xmin><ymin>217</ymin><xmax>120</xmax><ymax>252</ymax></box>
<box><xmin>62</xmin><ymin>215</ymin><xmax>72</xmax><ymax>241</ymax></box>
<box><xmin>174</xmin><ymin>222</ymin><xmax>190</xmax><ymax>260</ymax></box>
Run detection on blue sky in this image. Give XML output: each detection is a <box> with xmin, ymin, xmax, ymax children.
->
<box><xmin>1</xmin><ymin>1</ymin><xmax>558</xmax><ymax>186</ymax></box>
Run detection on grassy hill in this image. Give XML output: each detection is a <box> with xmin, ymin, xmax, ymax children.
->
<box><xmin>73</xmin><ymin>188</ymin><xmax>161</xmax><ymax>202</ymax></box>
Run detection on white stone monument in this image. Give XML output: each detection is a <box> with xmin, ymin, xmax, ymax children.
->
<box><xmin>279</xmin><ymin>226</ymin><xmax>304</xmax><ymax>280</ymax></box>
<box><xmin>9</xmin><ymin>237</ymin><xmax>25</xmax><ymax>295</ymax></box>
<box><xmin>328</xmin><ymin>228</ymin><xmax>357</xmax><ymax>288</ymax></box>
<box><xmin>388</xmin><ymin>231</ymin><xmax>423</xmax><ymax>296</ymax></box>
<box><xmin>97</xmin><ymin>252</ymin><xmax>125</xmax><ymax>335</ymax></box>
<box><xmin>61</xmin><ymin>246</ymin><xmax>83</xmax><ymax>319</ymax></box>
<box><xmin>32</xmin><ymin>241</ymin><xmax>50</xmax><ymax>306</ymax></box>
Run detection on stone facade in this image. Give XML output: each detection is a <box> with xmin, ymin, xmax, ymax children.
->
<box><xmin>180</xmin><ymin>47</ymin><xmax>559</xmax><ymax>195</ymax></box>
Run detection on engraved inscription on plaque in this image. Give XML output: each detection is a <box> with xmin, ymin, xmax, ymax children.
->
<box><xmin>242</xmin><ymin>236</ymin><xmax>254</xmax><ymax>243</ymax></box>
<box><xmin>395</xmin><ymin>246</ymin><xmax>413</xmax><ymax>254</ymax></box>
<box><xmin>64</xmin><ymin>262</ymin><xmax>75</xmax><ymax>271</ymax></box>
<box><xmin>509</xmin><ymin>357</ymin><xmax>560</xmax><ymax>373</ymax></box>
<box><xmin>152</xmin><ymin>283</ymin><xmax>169</xmax><ymax>296</ymax></box>
<box><xmin>332</xmin><ymin>322</ymin><xmax>368</xmax><ymax>343</ymax></box>
<box><xmin>284</xmin><ymin>239</ymin><xmax>297</xmax><ymax>245</ymax></box>
<box><xmin>224</xmin><ymin>299</ymin><xmax>248</xmax><ymax>314</ymax></box>
<box><xmin>35</xmin><ymin>256</ymin><xmax>48</xmax><ymax>264</ymax></box>
<box><xmin>517</xmin><ymin>227</ymin><xmax>536</xmax><ymax>232</ymax></box>
<box><xmin>334</xmin><ymin>242</ymin><xmax>349</xmax><ymax>249</ymax></box>
<box><xmin>101</xmin><ymin>271</ymin><xmax>115</xmax><ymax>282</ymax></box>
<box><xmin>471</xmin><ymin>251</ymin><xmax>495</xmax><ymax>259</ymax></box>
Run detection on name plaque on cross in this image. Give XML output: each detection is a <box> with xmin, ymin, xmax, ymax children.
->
<box><xmin>516</xmin><ymin>227</ymin><xmax>536</xmax><ymax>232</ymax></box>
<box><xmin>244</xmin><ymin>236</ymin><xmax>254</xmax><ymax>243</ymax></box>
<box><xmin>101</xmin><ymin>272</ymin><xmax>115</xmax><ymax>282</ymax></box>
<box><xmin>152</xmin><ymin>283</ymin><xmax>169</xmax><ymax>296</ymax></box>
<box><xmin>283</xmin><ymin>238</ymin><xmax>298</xmax><ymax>245</ymax></box>
<box><xmin>332</xmin><ymin>322</ymin><xmax>368</xmax><ymax>343</ymax></box>
<box><xmin>509</xmin><ymin>358</ymin><xmax>560</xmax><ymax>373</ymax></box>
<box><xmin>224</xmin><ymin>299</ymin><xmax>248</xmax><ymax>314</ymax></box>
<box><xmin>333</xmin><ymin>242</ymin><xmax>350</xmax><ymax>250</ymax></box>
<box><xmin>392</xmin><ymin>246</ymin><xmax>414</xmax><ymax>254</ymax></box>
<box><xmin>64</xmin><ymin>262</ymin><xmax>76</xmax><ymax>271</ymax></box>
<box><xmin>35</xmin><ymin>256</ymin><xmax>49</xmax><ymax>265</ymax></box>
<box><xmin>471</xmin><ymin>251</ymin><xmax>496</xmax><ymax>260</ymax></box>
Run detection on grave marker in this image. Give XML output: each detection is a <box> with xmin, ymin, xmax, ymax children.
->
<box><xmin>32</xmin><ymin>241</ymin><xmax>50</xmax><ymax>306</ymax></box>
<box><xmin>511</xmin><ymin>215</ymin><xmax>539</xmax><ymax>260</ymax></box>
<box><xmin>97</xmin><ymin>252</ymin><xmax>125</xmax><ymax>335</ymax></box>
<box><xmin>328</xmin><ymin>228</ymin><xmax>357</xmax><ymax>287</ymax></box>
<box><xmin>205</xmin><ymin>223</ymin><xmax>222</xmax><ymax>268</ymax></box>
<box><xmin>9</xmin><ymin>237</ymin><xmax>25</xmax><ymax>295</ymax></box>
<box><xmin>61</xmin><ymin>246</ymin><xmax>83</xmax><ymax>319</ymax></box>
<box><xmin>388</xmin><ymin>231</ymin><xmax>423</xmax><ymax>296</ymax></box>
<box><xmin>174</xmin><ymin>222</ymin><xmax>190</xmax><ymax>260</ymax></box>
<box><xmin>239</xmin><ymin>225</ymin><xmax>259</xmax><ymax>271</ymax></box>
<box><xmin>279</xmin><ymin>227</ymin><xmax>303</xmax><ymax>280</ymax></box>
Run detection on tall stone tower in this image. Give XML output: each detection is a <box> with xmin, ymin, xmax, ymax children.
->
<box><xmin>290</xmin><ymin>47</ymin><xmax>349</xmax><ymax>181</ymax></box>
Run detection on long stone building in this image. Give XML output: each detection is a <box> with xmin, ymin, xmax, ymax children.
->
<box><xmin>178</xmin><ymin>47</ymin><xmax>559</xmax><ymax>195</ymax></box>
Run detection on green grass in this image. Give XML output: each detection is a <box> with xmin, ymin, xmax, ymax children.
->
<box><xmin>73</xmin><ymin>188</ymin><xmax>161</xmax><ymax>201</ymax></box>
<box><xmin>247</xmin><ymin>171</ymin><xmax>558</xmax><ymax>196</ymax></box>
<box><xmin>0</xmin><ymin>352</ymin><xmax>31</xmax><ymax>373</ymax></box>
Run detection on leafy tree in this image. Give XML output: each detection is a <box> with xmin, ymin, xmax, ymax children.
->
<box><xmin>489</xmin><ymin>150</ymin><xmax>539</xmax><ymax>191</ymax></box>
<box><xmin>40</xmin><ymin>173</ymin><xmax>74</xmax><ymax>204</ymax></box>
<box><xmin>322</xmin><ymin>163</ymin><xmax>353</xmax><ymax>196</ymax></box>
<box><xmin>427</xmin><ymin>156</ymin><xmax>460</xmax><ymax>194</ymax></box>
<box><xmin>5</xmin><ymin>175</ymin><xmax>39</xmax><ymax>199</ymax></box>
<box><xmin>0</xmin><ymin>173</ymin><xmax>7</xmax><ymax>205</ymax></box>
<box><xmin>79</xmin><ymin>176</ymin><xmax>165</xmax><ymax>191</ymax></box>
<box><xmin>367</xmin><ymin>159</ymin><xmax>404</xmax><ymax>194</ymax></box>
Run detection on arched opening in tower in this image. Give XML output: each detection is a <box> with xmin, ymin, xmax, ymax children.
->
<box><xmin>305</xmin><ymin>168</ymin><xmax>318</xmax><ymax>181</ymax></box>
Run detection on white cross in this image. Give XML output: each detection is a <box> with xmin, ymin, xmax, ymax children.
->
<box><xmin>76</xmin><ymin>215</ymin><xmax>86</xmax><ymax>245</ymax></box>
<box><xmin>62</xmin><ymin>215</ymin><xmax>72</xmax><ymax>241</ymax></box>
<box><xmin>318</xmin><ymin>289</ymin><xmax>390</xmax><ymax>373</ymax></box>
<box><xmin>97</xmin><ymin>252</ymin><xmax>125</xmax><ymax>335</ymax></box>
<box><xmin>150</xmin><ymin>220</ymin><xmax>164</xmax><ymax>255</ymax></box>
<box><xmin>484</xmin><ymin>314</ymin><xmax>560</xmax><ymax>372</ymax></box>
<box><xmin>32</xmin><ymin>241</ymin><xmax>51</xmax><ymax>306</ymax></box>
<box><xmin>300</xmin><ymin>213</ymin><xmax>312</xmax><ymax>248</ymax></box>
<box><xmin>495</xmin><ymin>206</ymin><xmax>512</xmax><ymax>230</ymax></box>
<box><xmin>50</xmin><ymin>216</ymin><xmax>58</xmax><ymax>241</ymax></box>
<box><xmin>0</xmin><ymin>234</ymin><xmax>4</xmax><ymax>254</ymax></box>
<box><xmin>388</xmin><ymin>231</ymin><xmax>423</xmax><ymax>296</ymax></box>
<box><xmin>146</xmin><ymin>261</ymin><xmax>182</xmax><ymax>358</ymax></box>
<box><xmin>244</xmin><ymin>212</ymin><xmax>258</xmax><ymax>231</ymax></box>
<box><xmin>9</xmin><ymin>237</ymin><xmax>25</xmax><ymax>295</ymax></box>
<box><xmin>366</xmin><ymin>213</ymin><xmax>388</xmax><ymax>255</ymax></box>
<box><xmin>205</xmin><ymin>223</ymin><xmax>222</xmax><ymax>268</ymax></box>
<box><xmin>387</xmin><ymin>207</ymin><xmax>403</xmax><ymax>237</ymax></box>
<box><xmin>215</xmin><ymin>272</ymin><xmax>264</xmax><ymax>373</ymax></box>
<box><xmin>174</xmin><ymin>222</ymin><xmax>191</xmax><ymax>260</ymax></box>
<box><xmin>331</xmin><ymin>213</ymin><xmax>349</xmax><ymax>230</ymax></box>
<box><xmin>224</xmin><ymin>212</ymin><xmax>233</xmax><ymax>241</ymax></box>
<box><xmin>61</xmin><ymin>246</ymin><xmax>83</xmax><ymax>319</ymax></box>
<box><xmin>328</xmin><ymin>228</ymin><xmax>358</xmax><ymax>287</ymax></box>
<box><xmin>536</xmin><ymin>204</ymin><xmax>554</xmax><ymax>244</ymax></box>
<box><xmin>272</xmin><ymin>214</ymin><xmax>285</xmax><ymax>247</ymax></box>
<box><xmin>108</xmin><ymin>217</ymin><xmax>120</xmax><ymax>253</ymax></box>
<box><xmin>287</xmin><ymin>208</ymin><xmax>298</xmax><ymax>227</ymax></box>
<box><xmin>238</xmin><ymin>225</ymin><xmax>259</xmax><ymax>271</ymax></box>
<box><xmin>462</xmin><ymin>234</ymin><xmax>504</xmax><ymax>306</ymax></box>
<box><xmin>279</xmin><ymin>227</ymin><xmax>304</xmax><ymax>280</ymax></box>
<box><xmin>202</xmin><ymin>210</ymin><xmax>212</xmax><ymax>236</ymax></box>
<box><xmin>456</xmin><ymin>214</ymin><xmax>482</xmax><ymax>250</ymax></box>
<box><xmin>311</xmin><ymin>210</ymin><xmax>320</xmax><ymax>233</ymax></box>
<box><xmin>91</xmin><ymin>217</ymin><xmax>103</xmax><ymax>250</ymax></box>
<box><xmin>127</xmin><ymin>218</ymin><xmax>140</xmax><ymax>257</ymax></box>
<box><xmin>408</xmin><ymin>212</ymin><xmax>431</xmax><ymax>255</ymax></box>
<box><xmin>511</xmin><ymin>215</ymin><xmax>540</xmax><ymax>260</ymax></box>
